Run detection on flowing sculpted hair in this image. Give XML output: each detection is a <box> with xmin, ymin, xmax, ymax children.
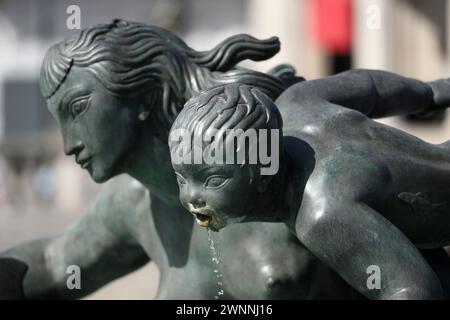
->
<box><xmin>169</xmin><ymin>83</ymin><xmax>283</xmax><ymax>166</ymax></box>
<box><xmin>40</xmin><ymin>19</ymin><xmax>298</xmax><ymax>134</ymax></box>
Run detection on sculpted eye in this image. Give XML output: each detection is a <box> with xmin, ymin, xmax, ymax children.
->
<box><xmin>70</xmin><ymin>96</ymin><xmax>90</xmax><ymax>119</ymax></box>
<box><xmin>176</xmin><ymin>174</ymin><xmax>187</xmax><ymax>185</ymax></box>
<box><xmin>205</xmin><ymin>176</ymin><xmax>229</xmax><ymax>189</ymax></box>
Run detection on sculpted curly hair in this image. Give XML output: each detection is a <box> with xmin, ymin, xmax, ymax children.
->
<box><xmin>40</xmin><ymin>19</ymin><xmax>298</xmax><ymax>135</ymax></box>
<box><xmin>169</xmin><ymin>83</ymin><xmax>283</xmax><ymax>170</ymax></box>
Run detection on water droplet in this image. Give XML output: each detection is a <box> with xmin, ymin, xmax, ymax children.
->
<box><xmin>208</xmin><ymin>229</ymin><xmax>225</xmax><ymax>300</ymax></box>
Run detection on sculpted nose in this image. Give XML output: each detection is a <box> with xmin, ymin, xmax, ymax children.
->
<box><xmin>64</xmin><ymin>140</ymin><xmax>84</xmax><ymax>156</ymax></box>
<box><xmin>190</xmin><ymin>198</ymin><xmax>206</xmax><ymax>209</ymax></box>
<box><xmin>187</xmin><ymin>190</ymin><xmax>206</xmax><ymax>209</ymax></box>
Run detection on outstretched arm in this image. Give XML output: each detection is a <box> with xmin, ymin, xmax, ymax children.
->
<box><xmin>0</xmin><ymin>176</ymin><xmax>150</xmax><ymax>299</ymax></box>
<box><xmin>296</xmin><ymin>202</ymin><xmax>443</xmax><ymax>299</ymax></box>
<box><xmin>281</xmin><ymin>69</ymin><xmax>450</xmax><ymax>118</ymax></box>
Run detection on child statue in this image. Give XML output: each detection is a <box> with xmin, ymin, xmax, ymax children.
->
<box><xmin>169</xmin><ymin>79</ymin><xmax>450</xmax><ymax>299</ymax></box>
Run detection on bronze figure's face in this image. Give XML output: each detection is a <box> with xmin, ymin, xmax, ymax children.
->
<box><xmin>172</xmin><ymin>162</ymin><xmax>259</xmax><ymax>231</ymax></box>
<box><xmin>46</xmin><ymin>66</ymin><xmax>142</xmax><ymax>183</ymax></box>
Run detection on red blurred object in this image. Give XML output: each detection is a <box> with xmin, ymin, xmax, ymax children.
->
<box><xmin>308</xmin><ymin>0</ymin><xmax>353</xmax><ymax>54</ymax></box>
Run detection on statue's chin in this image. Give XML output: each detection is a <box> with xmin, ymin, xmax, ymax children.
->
<box><xmin>209</xmin><ymin>217</ymin><xmax>228</xmax><ymax>232</ymax></box>
<box><xmin>89</xmin><ymin>168</ymin><xmax>115</xmax><ymax>184</ymax></box>
<box><xmin>208</xmin><ymin>225</ymin><xmax>221</xmax><ymax>232</ymax></box>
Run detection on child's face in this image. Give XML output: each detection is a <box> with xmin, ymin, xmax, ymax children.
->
<box><xmin>172</xmin><ymin>162</ymin><xmax>260</xmax><ymax>231</ymax></box>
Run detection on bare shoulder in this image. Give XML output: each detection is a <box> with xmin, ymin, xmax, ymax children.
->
<box><xmin>278</xmin><ymin>89</ymin><xmax>369</xmax><ymax>133</ymax></box>
<box><xmin>293</xmin><ymin>147</ymin><xmax>390</xmax><ymax>237</ymax></box>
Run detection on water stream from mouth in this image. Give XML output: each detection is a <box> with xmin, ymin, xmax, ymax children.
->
<box><xmin>207</xmin><ymin>229</ymin><xmax>225</xmax><ymax>300</ymax></box>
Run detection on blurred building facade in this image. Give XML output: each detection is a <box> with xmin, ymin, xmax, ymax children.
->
<box><xmin>0</xmin><ymin>0</ymin><xmax>449</xmax><ymax>299</ymax></box>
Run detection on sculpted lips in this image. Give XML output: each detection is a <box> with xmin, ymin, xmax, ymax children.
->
<box><xmin>76</xmin><ymin>156</ymin><xmax>92</xmax><ymax>169</ymax></box>
<box><xmin>195</xmin><ymin>213</ymin><xmax>212</xmax><ymax>227</ymax></box>
<box><xmin>189</xmin><ymin>207</ymin><xmax>215</xmax><ymax>228</ymax></box>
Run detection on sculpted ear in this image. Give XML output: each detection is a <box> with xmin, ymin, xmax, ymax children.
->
<box><xmin>137</xmin><ymin>92</ymin><xmax>159</xmax><ymax>121</ymax></box>
<box><xmin>138</xmin><ymin>103</ymin><xmax>150</xmax><ymax>121</ymax></box>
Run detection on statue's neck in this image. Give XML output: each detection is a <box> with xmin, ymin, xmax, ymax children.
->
<box><xmin>124</xmin><ymin>126</ymin><xmax>180</xmax><ymax>205</ymax></box>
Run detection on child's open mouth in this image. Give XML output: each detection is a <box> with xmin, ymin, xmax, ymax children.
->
<box><xmin>194</xmin><ymin>213</ymin><xmax>212</xmax><ymax>227</ymax></box>
<box><xmin>188</xmin><ymin>204</ymin><xmax>216</xmax><ymax>228</ymax></box>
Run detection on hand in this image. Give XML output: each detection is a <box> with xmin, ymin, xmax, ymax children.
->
<box><xmin>0</xmin><ymin>258</ymin><xmax>28</xmax><ymax>299</ymax></box>
<box><xmin>407</xmin><ymin>79</ymin><xmax>449</xmax><ymax>120</ymax></box>
<box><xmin>423</xmin><ymin>78</ymin><xmax>450</xmax><ymax>118</ymax></box>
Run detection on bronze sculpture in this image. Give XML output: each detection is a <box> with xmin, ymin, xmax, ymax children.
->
<box><xmin>1</xmin><ymin>19</ymin><xmax>355</xmax><ymax>299</ymax></box>
<box><xmin>0</xmin><ymin>19</ymin><xmax>449</xmax><ymax>299</ymax></box>
<box><xmin>169</xmin><ymin>78</ymin><xmax>450</xmax><ymax>299</ymax></box>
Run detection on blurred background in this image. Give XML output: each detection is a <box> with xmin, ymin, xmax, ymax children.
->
<box><xmin>0</xmin><ymin>0</ymin><xmax>449</xmax><ymax>299</ymax></box>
